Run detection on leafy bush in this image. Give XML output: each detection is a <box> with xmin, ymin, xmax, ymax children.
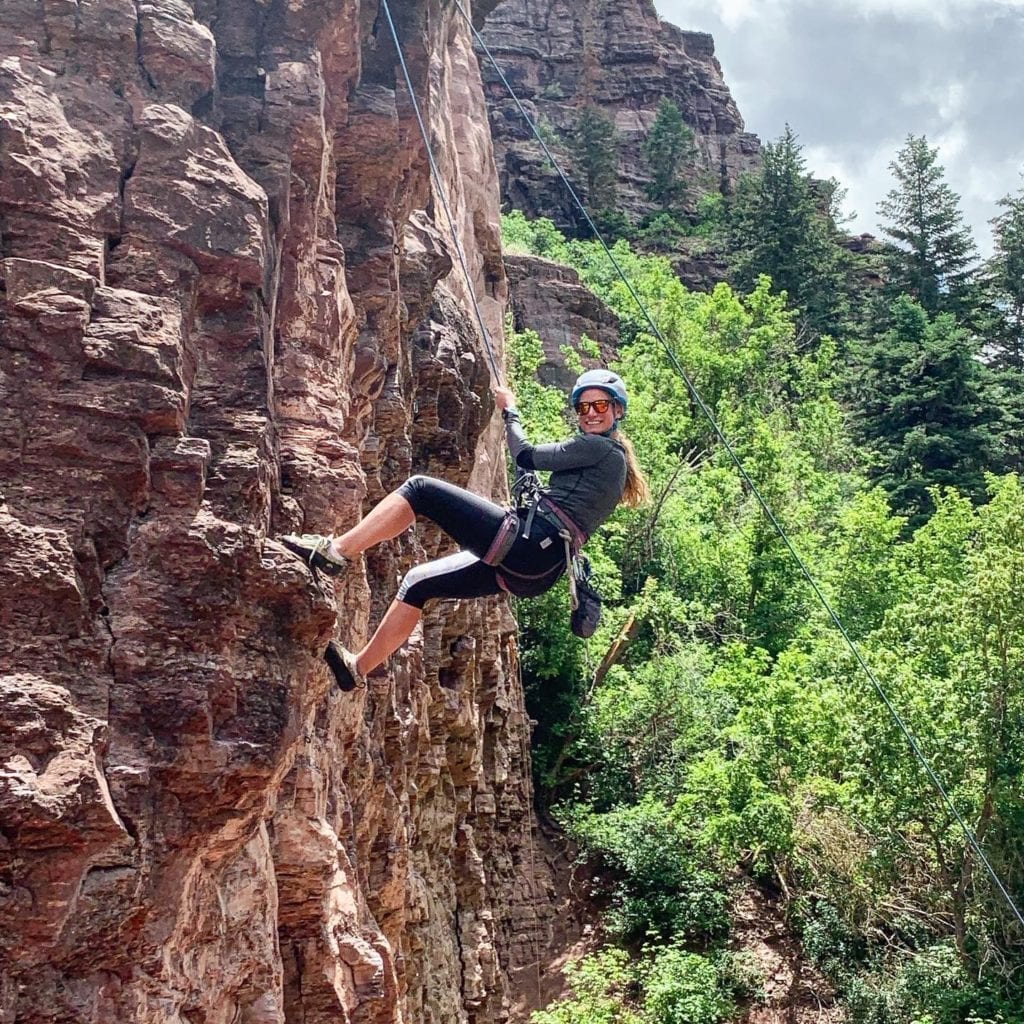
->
<box><xmin>636</xmin><ymin>212</ymin><xmax>691</xmax><ymax>252</ymax></box>
<box><xmin>503</xmin><ymin>210</ymin><xmax>575</xmax><ymax>264</ymax></box>
<box><xmin>531</xmin><ymin>949</ymin><xmax>642</xmax><ymax>1024</ymax></box>
<box><xmin>561</xmin><ymin>798</ymin><xmax>730</xmax><ymax>943</ymax></box>
<box><xmin>844</xmin><ymin>944</ymin><xmax>1024</xmax><ymax>1024</ymax></box>
<box><xmin>531</xmin><ymin>944</ymin><xmax>743</xmax><ymax>1024</ymax></box>
<box><xmin>693</xmin><ymin>193</ymin><xmax>725</xmax><ymax>238</ymax></box>
<box><xmin>641</xmin><ymin>945</ymin><xmax>734</xmax><ymax>1024</ymax></box>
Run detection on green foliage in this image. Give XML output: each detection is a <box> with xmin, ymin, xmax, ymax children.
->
<box><xmin>877</xmin><ymin>134</ymin><xmax>980</xmax><ymax>320</ymax></box>
<box><xmin>850</xmin><ymin>295</ymin><xmax>1001</xmax><ymax>527</ymax></box>
<box><xmin>842</xmin><ymin>943</ymin><xmax>1024</xmax><ymax>1024</ymax></box>
<box><xmin>693</xmin><ymin>193</ymin><xmax>725</xmax><ymax>238</ymax></box>
<box><xmin>503</xmin><ymin>210</ymin><xmax>575</xmax><ymax>264</ymax></box>
<box><xmin>533</xmin><ymin>944</ymin><xmax>742</xmax><ymax>1024</ymax></box>
<box><xmin>563</xmin><ymin>797</ymin><xmax>730</xmax><ymax>943</ymax></box>
<box><xmin>531</xmin><ymin>949</ymin><xmax>643</xmax><ymax>1024</ymax></box>
<box><xmin>643</xmin><ymin>99</ymin><xmax>695</xmax><ymax>212</ymax></box>
<box><xmin>501</xmin><ymin>209</ymin><xmax>1024</xmax><ymax>1020</ymax></box>
<box><xmin>641</xmin><ymin>945</ymin><xmax>735</xmax><ymax>1024</ymax></box>
<box><xmin>636</xmin><ymin>212</ymin><xmax>691</xmax><ymax>252</ymax></box>
<box><xmin>791</xmin><ymin>480</ymin><xmax>1024</xmax><ymax>1015</ymax></box>
<box><xmin>725</xmin><ymin>125</ymin><xmax>851</xmax><ymax>341</ymax></box>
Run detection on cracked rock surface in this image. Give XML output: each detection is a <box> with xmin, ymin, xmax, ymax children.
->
<box><xmin>478</xmin><ymin>0</ymin><xmax>761</xmax><ymax>230</ymax></box>
<box><xmin>1</xmin><ymin>1</ymin><xmax>567</xmax><ymax>1021</ymax></box>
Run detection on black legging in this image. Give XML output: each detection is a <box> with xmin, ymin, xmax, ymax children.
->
<box><xmin>394</xmin><ymin>475</ymin><xmax>565</xmax><ymax>609</ymax></box>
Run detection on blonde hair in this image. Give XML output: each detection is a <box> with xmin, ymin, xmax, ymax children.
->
<box><xmin>614</xmin><ymin>427</ymin><xmax>650</xmax><ymax>508</ymax></box>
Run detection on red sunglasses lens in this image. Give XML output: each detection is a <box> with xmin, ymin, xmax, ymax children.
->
<box><xmin>576</xmin><ymin>399</ymin><xmax>612</xmax><ymax>414</ymax></box>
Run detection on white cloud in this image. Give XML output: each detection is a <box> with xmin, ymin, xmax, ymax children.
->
<box><xmin>657</xmin><ymin>0</ymin><xmax>1024</xmax><ymax>255</ymax></box>
<box><xmin>709</xmin><ymin>0</ymin><xmax>761</xmax><ymax>28</ymax></box>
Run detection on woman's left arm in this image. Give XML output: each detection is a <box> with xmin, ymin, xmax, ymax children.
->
<box><xmin>504</xmin><ymin>411</ymin><xmax>610</xmax><ymax>471</ymax></box>
<box><xmin>494</xmin><ymin>386</ymin><xmax>612</xmax><ymax>471</ymax></box>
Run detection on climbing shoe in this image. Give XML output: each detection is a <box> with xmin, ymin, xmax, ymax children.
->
<box><xmin>280</xmin><ymin>533</ymin><xmax>351</xmax><ymax>577</ymax></box>
<box><xmin>325</xmin><ymin>640</ymin><xmax>363</xmax><ymax>692</ymax></box>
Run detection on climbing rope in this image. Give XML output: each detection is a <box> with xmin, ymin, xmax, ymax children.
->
<box><xmin>380</xmin><ymin>0</ymin><xmax>1024</xmax><ymax>928</ymax></box>
<box><xmin>378</xmin><ymin>0</ymin><xmax>504</xmax><ymax>385</ymax></box>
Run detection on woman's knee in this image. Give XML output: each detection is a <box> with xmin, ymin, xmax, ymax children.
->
<box><xmin>396</xmin><ymin>474</ymin><xmax>433</xmax><ymax>512</ymax></box>
<box><xmin>396</xmin><ymin>566</ymin><xmax>430</xmax><ymax>609</ymax></box>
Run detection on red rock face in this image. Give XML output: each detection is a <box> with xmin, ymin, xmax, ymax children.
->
<box><xmin>504</xmin><ymin>253</ymin><xmax>619</xmax><ymax>391</ymax></box>
<box><xmin>1</xmin><ymin>1</ymin><xmax>560</xmax><ymax>1021</ymax></box>
<box><xmin>479</xmin><ymin>0</ymin><xmax>762</xmax><ymax>230</ymax></box>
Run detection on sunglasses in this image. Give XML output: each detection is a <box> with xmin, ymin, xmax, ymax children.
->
<box><xmin>575</xmin><ymin>399</ymin><xmax>613</xmax><ymax>415</ymax></box>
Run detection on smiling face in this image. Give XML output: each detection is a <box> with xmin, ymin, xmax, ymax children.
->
<box><xmin>575</xmin><ymin>387</ymin><xmax>620</xmax><ymax>434</ymax></box>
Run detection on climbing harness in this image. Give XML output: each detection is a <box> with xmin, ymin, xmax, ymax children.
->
<box><xmin>507</xmin><ymin>468</ymin><xmax>597</xmax><ymax>630</ymax></box>
<box><xmin>489</xmin><ymin>479</ymin><xmax>578</xmax><ymax>598</ymax></box>
<box><xmin>380</xmin><ymin>0</ymin><xmax>1024</xmax><ymax>927</ymax></box>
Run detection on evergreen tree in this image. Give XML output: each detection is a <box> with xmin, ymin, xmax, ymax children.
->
<box><xmin>852</xmin><ymin>294</ymin><xmax>1001</xmax><ymax>527</ymax></box>
<box><xmin>725</xmin><ymin>125</ymin><xmax>849</xmax><ymax>340</ymax></box>
<box><xmin>876</xmin><ymin>134</ymin><xmax>979</xmax><ymax>319</ymax></box>
<box><xmin>570</xmin><ymin>106</ymin><xmax>619</xmax><ymax>213</ymax></box>
<box><xmin>985</xmin><ymin>182</ymin><xmax>1024</xmax><ymax>472</ymax></box>
<box><xmin>987</xmin><ymin>181</ymin><xmax>1024</xmax><ymax>372</ymax></box>
<box><xmin>642</xmin><ymin>98</ymin><xmax>694</xmax><ymax>212</ymax></box>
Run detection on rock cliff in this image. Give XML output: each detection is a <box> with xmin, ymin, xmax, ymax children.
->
<box><xmin>504</xmin><ymin>254</ymin><xmax>618</xmax><ymax>391</ymax></box>
<box><xmin>0</xmin><ymin>1</ymin><xmax>568</xmax><ymax>1021</ymax></box>
<box><xmin>478</xmin><ymin>0</ymin><xmax>761</xmax><ymax>232</ymax></box>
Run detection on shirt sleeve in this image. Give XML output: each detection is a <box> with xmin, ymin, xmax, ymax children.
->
<box><xmin>504</xmin><ymin>410</ymin><xmax>614</xmax><ymax>471</ymax></box>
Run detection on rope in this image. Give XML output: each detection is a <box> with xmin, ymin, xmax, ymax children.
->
<box><xmin>452</xmin><ymin>0</ymin><xmax>1024</xmax><ymax>930</ymax></box>
<box><xmin>378</xmin><ymin>0</ymin><xmax>504</xmax><ymax>384</ymax></box>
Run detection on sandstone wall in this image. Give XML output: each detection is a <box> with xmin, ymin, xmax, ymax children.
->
<box><xmin>503</xmin><ymin>254</ymin><xmax>618</xmax><ymax>392</ymax></box>
<box><xmin>479</xmin><ymin>0</ymin><xmax>761</xmax><ymax>232</ymax></box>
<box><xmin>0</xmin><ymin>1</ymin><xmax>564</xmax><ymax>1021</ymax></box>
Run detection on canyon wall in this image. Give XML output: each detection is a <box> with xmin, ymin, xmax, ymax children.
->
<box><xmin>0</xmin><ymin>0</ymin><xmax>571</xmax><ymax>1021</ymax></box>
<box><xmin>478</xmin><ymin>0</ymin><xmax>761</xmax><ymax>232</ymax></box>
<box><xmin>504</xmin><ymin>254</ymin><xmax>618</xmax><ymax>391</ymax></box>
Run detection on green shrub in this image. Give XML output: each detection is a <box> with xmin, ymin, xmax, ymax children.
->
<box><xmin>641</xmin><ymin>945</ymin><xmax>734</xmax><ymax>1024</ymax></box>
<box><xmin>843</xmin><ymin>943</ymin><xmax>1024</xmax><ymax>1024</ymax></box>
<box><xmin>502</xmin><ymin>210</ymin><xmax>574</xmax><ymax>264</ymax></box>
<box><xmin>636</xmin><ymin>212</ymin><xmax>691</xmax><ymax>252</ymax></box>
<box><xmin>531</xmin><ymin>949</ymin><xmax>643</xmax><ymax>1024</ymax></box>
<box><xmin>562</xmin><ymin>799</ymin><xmax>730</xmax><ymax>943</ymax></box>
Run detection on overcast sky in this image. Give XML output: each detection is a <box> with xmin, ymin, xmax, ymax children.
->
<box><xmin>657</xmin><ymin>0</ymin><xmax>1024</xmax><ymax>256</ymax></box>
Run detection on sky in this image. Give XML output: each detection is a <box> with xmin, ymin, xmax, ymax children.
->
<box><xmin>656</xmin><ymin>0</ymin><xmax>1024</xmax><ymax>256</ymax></box>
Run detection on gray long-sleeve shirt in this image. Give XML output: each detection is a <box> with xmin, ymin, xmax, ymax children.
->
<box><xmin>504</xmin><ymin>410</ymin><xmax>627</xmax><ymax>537</ymax></box>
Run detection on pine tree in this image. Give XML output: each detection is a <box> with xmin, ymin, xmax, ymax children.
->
<box><xmin>852</xmin><ymin>295</ymin><xmax>1001</xmax><ymax>528</ymax></box>
<box><xmin>570</xmin><ymin>106</ymin><xmax>618</xmax><ymax>212</ymax></box>
<box><xmin>876</xmin><ymin>134</ymin><xmax>979</xmax><ymax>319</ymax></box>
<box><xmin>642</xmin><ymin>98</ymin><xmax>694</xmax><ymax>212</ymax></box>
<box><xmin>725</xmin><ymin>125</ymin><xmax>849</xmax><ymax>340</ymax></box>
<box><xmin>984</xmin><ymin>182</ymin><xmax>1024</xmax><ymax>472</ymax></box>
<box><xmin>987</xmin><ymin>182</ymin><xmax>1024</xmax><ymax>372</ymax></box>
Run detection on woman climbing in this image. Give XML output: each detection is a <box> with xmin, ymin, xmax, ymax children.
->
<box><xmin>280</xmin><ymin>369</ymin><xmax>650</xmax><ymax>691</ymax></box>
